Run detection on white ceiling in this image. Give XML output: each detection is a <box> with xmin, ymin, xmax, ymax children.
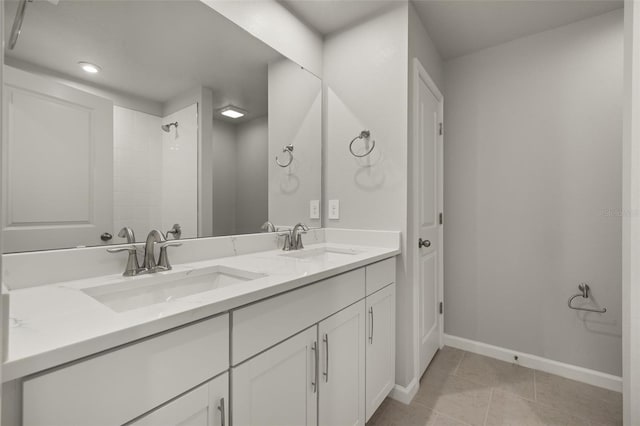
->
<box><xmin>412</xmin><ymin>0</ymin><xmax>623</xmax><ymax>60</ymax></box>
<box><xmin>280</xmin><ymin>0</ymin><xmax>399</xmax><ymax>36</ymax></box>
<box><xmin>4</xmin><ymin>0</ymin><xmax>285</xmax><ymax>119</ymax></box>
<box><xmin>280</xmin><ymin>0</ymin><xmax>623</xmax><ymax>60</ymax></box>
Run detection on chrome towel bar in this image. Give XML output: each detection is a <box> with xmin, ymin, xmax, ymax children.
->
<box><xmin>568</xmin><ymin>283</ymin><xmax>607</xmax><ymax>313</ymax></box>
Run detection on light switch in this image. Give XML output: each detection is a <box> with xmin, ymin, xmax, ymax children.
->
<box><xmin>310</xmin><ymin>200</ymin><xmax>320</xmax><ymax>219</ymax></box>
<box><xmin>328</xmin><ymin>199</ymin><xmax>340</xmax><ymax>220</ymax></box>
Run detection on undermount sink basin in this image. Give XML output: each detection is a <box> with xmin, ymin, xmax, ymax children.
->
<box><xmin>82</xmin><ymin>266</ymin><xmax>265</xmax><ymax>313</ymax></box>
<box><xmin>280</xmin><ymin>246</ymin><xmax>363</xmax><ymax>261</ymax></box>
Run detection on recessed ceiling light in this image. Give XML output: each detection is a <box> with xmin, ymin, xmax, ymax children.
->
<box><xmin>219</xmin><ymin>106</ymin><xmax>246</xmax><ymax>119</ymax></box>
<box><xmin>78</xmin><ymin>61</ymin><xmax>101</xmax><ymax>74</ymax></box>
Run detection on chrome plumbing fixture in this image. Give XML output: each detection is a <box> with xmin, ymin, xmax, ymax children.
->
<box><xmin>108</xmin><ymin>229</ymin><xmax>181</xmax><ymax>276</ymax></box>
<box><xmin>567</xmin><ymin>283</ymin><xmax>607</xmax><ymax>313</ymax></box>
<box><xmin>349</xmin><ymin>129</ymin><xmax>375</xmax><ymax>158</ymax></box>
<box><xmin>278</xmin><ymin>223</ymin><xmax>309</xmax><ymax>251</ymax></box>
<box><xmin>161</xmin><ymin>122</ymin><xmax>178</xmax><ymax>132</ymax></box>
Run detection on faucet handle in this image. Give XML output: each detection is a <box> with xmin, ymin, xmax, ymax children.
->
<box><xmin>158</xmin><ymin>241</ymin><xmax>182</xmax><ymax>249</ymax></box>
<box><xmin>166</xmin><ymin>224</ymin><xmax>182</xmax><ymax>240</ymax></box>
<box><xmin>107</xmin><ymin>245</ymin><xmax>141</xmax><ymax>276</ymax></box>
<box><xmin>158</xmin><ymin>242</ymin><xmax>182</xmax><ymax>270</ymax></box>
<box><xmin>277</xmin><ymin>232</ymin><xmax>292</xmax><ymax>251</ymax></box>
<box><xmin>296</xmin><ymin>233</ymin><xmax>305</xmax><ymax>249</ymax></box>
<box><xmin>107</xmin><ymin>245</ymin><xmax>137</xmax><ymax>253</ymax></box>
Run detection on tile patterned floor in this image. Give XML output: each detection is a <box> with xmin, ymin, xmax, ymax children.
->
<box><xmin>367</xmin><ymin>347</ymin><xmax>622</xmax><ymax>426</ymax></box>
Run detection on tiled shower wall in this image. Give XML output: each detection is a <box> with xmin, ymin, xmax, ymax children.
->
<box><xmin>113</xmin><ymin>106</ymin><xmax>163</xmax><ymax>243</ymax></box>
<box><xmin>113</xmin><ymin>104</ymin><xmax>197</xmax><ymax>242</ymax></box>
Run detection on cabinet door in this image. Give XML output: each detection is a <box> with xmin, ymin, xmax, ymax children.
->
<box><xmin>318</xmin><ymin>300</ymin><xmax>366</xmax><ymax>426</ymax></box>
<box><xmin>365</xmin><ymin>284</ymin><xmax>396</xmax><ymax>421</ymax></box>
<box><xmin>233</xmin><ymin>326</ymin><xmax>318</xmax><ymax>426</ymax></box>
<box><xmin>131</xmin><ymin>373</ymin><xmax>228</xmax><ymax>426</ymax></box>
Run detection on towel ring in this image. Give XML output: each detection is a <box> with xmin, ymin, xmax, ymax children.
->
<box><xmin>276</xmin><ymin>144</ymin><xmax>294</xmax><ymax>167</ymax></box>
<box><xmin>349</xmin><ymin>130</ymin><xmax>375</xmax><ymax>158</ymax></box>
<box><xmin>568</xmin><ymin>283</ymin><xmax>607</xmax><ymax>313</ymax></box>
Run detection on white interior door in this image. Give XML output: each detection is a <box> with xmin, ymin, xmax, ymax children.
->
<box><xmin>2</xmin><ymin>66</ymin><xmax>113</xmax><ymax>252</ymax></box>
<box><xmin>413</xmin><ymin>59</ymin><xmax>444</xmax><ymax>377</ymax></box>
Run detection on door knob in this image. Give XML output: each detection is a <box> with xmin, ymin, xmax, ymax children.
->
<box><xmin>101</xmin><ymin>232</ymin><xmax>113</xmax><ymax>241</ymax></box>
<box><xmin>418</xmin><ymin>238</ymin><xmax>431</xmax><ymax>248</ymax></box>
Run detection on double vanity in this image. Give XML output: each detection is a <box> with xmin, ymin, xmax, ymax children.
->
<box><xmin>1</xmin><ymin>229</ymin><xmax>400</xmax><ymax>426</ymax></box>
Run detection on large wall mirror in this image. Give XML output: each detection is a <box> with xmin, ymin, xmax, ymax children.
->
<box><xmin>2</xmin><ymin>0</ymin><xmax>322</xmax><ymax>253</ymax></box>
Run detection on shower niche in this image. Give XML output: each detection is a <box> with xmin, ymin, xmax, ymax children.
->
<box><xmin>1</xmin><ymin>0</ymin><xmax>322</xmax><ymax>253</ymax></box>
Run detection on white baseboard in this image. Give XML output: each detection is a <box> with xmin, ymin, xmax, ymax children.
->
<box><xmin>443</xmin><ymin>334</ymin><xmax>622</xmax><ymax>393</ymax></box>
<box><xmin>388</xmin><ymin>377</ymin><xmax>419</xmax><ymax>404</ymax></box>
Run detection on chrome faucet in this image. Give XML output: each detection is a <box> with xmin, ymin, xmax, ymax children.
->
<box><xmin>142</xmin><ymin>229</ymin><xmax>169</xmax><ymax>271</ymax></box>
<box><xmin>143</xmin><ymin>229</ymin><xmax>181</xmax><ymax>272</ymax></box>
<box><xmin>108</xmin><ymin>229</ymin><xmax>181</xmax><ymax>276</ymax></box>
<box><xmin>279</xmin><ymin>223</ymin><xmax>309</xmax><ymax>251</ymax></box>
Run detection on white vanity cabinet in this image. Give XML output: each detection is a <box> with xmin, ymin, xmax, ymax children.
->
<box><xmin>232</xmin><ymin>258</ymin><xmax>395</xmax><ymax>426</ymax></box>
<box><xmin>232</xmin><ymin>327</ymin><xmax>318</xmax><ymax>426</ymax></box>
<box><xmin>232</xmin><ymin>302</ymin><xmax>367</xmax><ymax>426</ymax></box>
<box><xmin>365</xmin><ymin>283</ymin><xmax>396</xmax><ymax>421</ymax></box>
<box><xmin>318</xmin><ymin>300</ymin><xmax>366</xmax><ymax>426</ymax></box>
<box><xmin>10</xmin><ymin>256</ymin><xmax>397</xmax><ymax>426</ymax></box>
<box><xmin>131</xmin><ymin>373</ymin><xmax>228</xmax><ymax>426</ymax></box>
<box><xmin>22</xmin><ymin>314</ymin><xmax>229</xmax><ymax>426</ymax></box>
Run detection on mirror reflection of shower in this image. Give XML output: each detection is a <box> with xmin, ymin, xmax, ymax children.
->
<box><xmin>161</xmin><ymin>122</ymin><xmax>178</xmax><ymax>132</ymax></box>
<box><xmin>161</xmin><ymin>121</ymin><xmax>179</xmax><ymax>139</ymax></box>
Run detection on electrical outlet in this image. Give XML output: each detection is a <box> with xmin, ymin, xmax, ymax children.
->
<box><xmin>309</xmin><ymin>200</ymin><xmax>320</xmax><ymax>219</ymax></box>
<box><xmin>328</xmin><ymin>199</ymin><xmax>340</xmax><ymax>220</ymax></box>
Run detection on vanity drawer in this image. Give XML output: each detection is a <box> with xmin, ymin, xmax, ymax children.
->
<box><xmin>23</xmin><ymin>314</ymin><xmax>229</xmax><ymax>426</ymax></box>
<box><xmin>232</xmin><ymin>268</ymin><xmax>365</xmax><ymax>365</ymax></box>
<box><xmin>365</xmin><ymin>258</ymin><xmax>396</xmax><ymax>295</ymax></box>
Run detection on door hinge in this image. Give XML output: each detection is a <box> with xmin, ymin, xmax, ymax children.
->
<box><xmin>439</xmin><ymin>122</ymin><xmax>443</xmax><ymax>136</ymax></box>
<box><xmin>439</xmin><ymin>302</ymin><xmax>443</xmax><ymax>314</ymax></box>
<box><xmin>439</xmin><ymin>212</ymin><xmax>443</xmax><ymax>225</ymax></box>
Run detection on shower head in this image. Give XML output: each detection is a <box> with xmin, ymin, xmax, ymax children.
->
<box><xmin>161</xmin><ymin>122</ymin><xmax>178</xmax><ymax>132</ymax></box>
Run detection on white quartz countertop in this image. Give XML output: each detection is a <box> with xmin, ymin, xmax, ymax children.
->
<box><xmin>3</xmin><ymin>242</ymin><xmax>399</xmax><ymax>382</ymax></box>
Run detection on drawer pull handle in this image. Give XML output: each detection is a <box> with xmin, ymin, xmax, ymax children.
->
<box><xmin>311</xmin><ymin>341</ymin><xmax>318</xmax><ymax>393</ymax></box>
<box><xmin>369</xmin><ymin>307</ymin><xmax>374</xmax><ymax>344</ymax></box>
<box><xmin>323</xmin><ymin>333</ymin><xmax>329</xmax><ymax>383</ymax></box>
<box><xmin>218</xmin><ymin>397</ymin><xmax>225</xmax><ymax>426</ymax></box>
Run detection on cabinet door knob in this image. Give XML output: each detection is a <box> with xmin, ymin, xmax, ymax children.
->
<box><xmin>100</xmin><ymin>232</ymin><xmax>113</xmax><ymax>241</ymax></box>
<box><xmin>418</xmin><ymin>238</ymin><xmax>431</xmax><ymax>248</ymax></box>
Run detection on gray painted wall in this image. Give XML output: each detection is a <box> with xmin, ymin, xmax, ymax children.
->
<box><xmin>236</xmin><ymin>117</ymin><xmax>269</xmax><ymax>234</ymax></box>
<box><xmin>443</xmin><ymin>9</ymin><xmax>623</xmax><ymax>375</ymax></box>
<box><xmin>324</xmin><ymin>3</ymin><xmax>443</xmax><ymax>388</ymax></box>
<box><xmin>211</xmin><ymin>119</ymin><xmax>237</xmax><ymax>236</ymax></box>
<box><xmin>268</xmin><ymin>58</ymin><xmax>322</xmax><ymax>228</ymax></box>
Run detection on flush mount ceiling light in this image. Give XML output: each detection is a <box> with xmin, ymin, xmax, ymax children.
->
<box><xmin>78</xmin><ymin>61</ymin><xmax>101</xmax><ymax>74</ymax></box>
<box><xmin>219</xmin><ymin>105</ymin><xmax>246</xmax><ymax>119</ymax></box>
